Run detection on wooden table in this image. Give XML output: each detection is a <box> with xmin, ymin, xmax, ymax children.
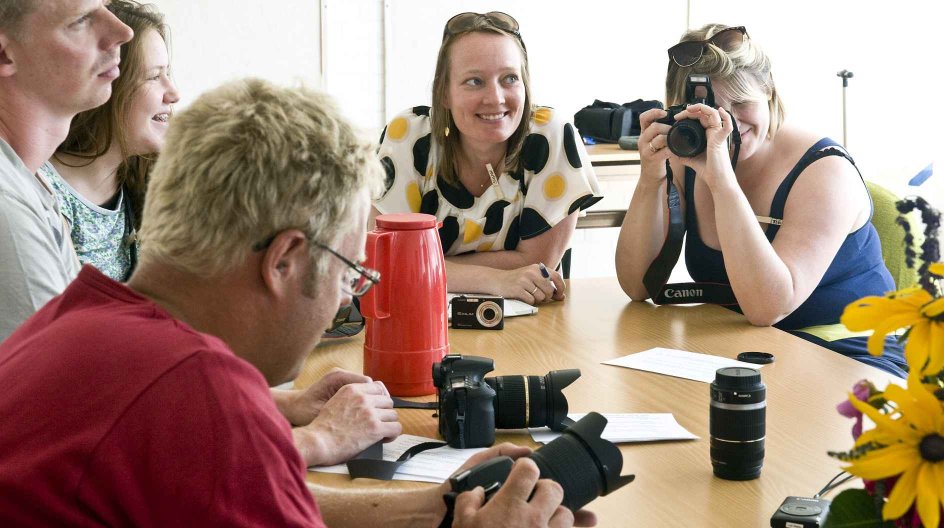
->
<box><xmin>298</xmin><ymin>277</ymin><xmax>896</xmax><ymax>527</ymax></box>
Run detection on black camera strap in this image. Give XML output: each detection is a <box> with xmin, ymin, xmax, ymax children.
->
<box><xmin>643</xmin><ymin>118</ymin><xmax>741</xmax><ymax>306</ymax></box>
<box><xmin>345</xmin><ymin>439</ymin><xmax>447</xmax><ymax>480</ymax></box>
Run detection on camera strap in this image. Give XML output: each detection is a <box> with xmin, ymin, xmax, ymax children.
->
<box><xmin>345</xmin><ymin>439</ymin><xmax>447</xmax><ymax>480</ymax></box>
<box><xmin>643</xmin><ymin>120</ymin><xmax>741</xmax><ymax>306</ymax></box>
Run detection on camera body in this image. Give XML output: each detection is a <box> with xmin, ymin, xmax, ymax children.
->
<box><xmin>434</xmin><ymin>355</ymin><xmax>497</xmax><ymax>448</ymax></box>
<box><xmin>433</xmin><ymin>355</ymin><xmax>580</xmax><ymax>448</ymax></box>
<box><xmin>452</xmin><ymin>295</ymin><xmax>504</xmax><ymax>330</ymax></box>
<box><xmin>770</xmin><ymin>496</ymin><xmax>831</xmax><ymax>528</ymax></box>
<box><xmin>656</xmin><ymin>74</ymin><xmax>716</xmax><ymax>158</ymax></box>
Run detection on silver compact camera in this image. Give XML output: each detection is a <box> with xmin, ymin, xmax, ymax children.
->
<box><xmin>451</xmin><ymin>295</ymin><xmax>504</xmax><ymax>330</ymax></box>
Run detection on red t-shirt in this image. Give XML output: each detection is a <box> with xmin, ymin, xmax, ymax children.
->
<box><xmin>0</xmin><ymin>266</ymin><xmax>326</xmax><ymax>527</ymax></box>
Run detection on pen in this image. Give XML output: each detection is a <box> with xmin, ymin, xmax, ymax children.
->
<box><xmin>539</xmin><ymin>262</ymin><xmax>557</xmax><ymax>293</ymax></box>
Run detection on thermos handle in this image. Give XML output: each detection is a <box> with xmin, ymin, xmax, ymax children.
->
<box><xmin>361</xmin><ymin>231</ymin><xmax>392</xmax><ymax>320</ymax></box>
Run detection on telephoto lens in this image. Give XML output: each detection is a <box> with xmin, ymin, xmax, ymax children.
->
<box><xmin>709</xmin><ymin>367</ymin><xmax>766</xmax><ymax>480</ymax></box>
<box><xmin>531</xmin><ymin>412</ymin><xmax>636</xmax><ymax>510</ymax></box>
<box><xmin>484</xmin><ymin>369</ymin><xmax>580</xmax><ymax>431</ymax></box>
<box><xmin>445</xmin><ymin>413</ymin><xmax>635</xmax><ymax>512</ymax></box>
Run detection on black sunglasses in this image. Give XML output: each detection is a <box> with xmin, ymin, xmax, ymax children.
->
<box><xmin>667</xmin><ymin>26</ymin><xmax>749</xmax><ymax>67</ymax></box>
<box><xmin>252</xmin><ymin>233</ymin><xmax>380</xmax><ymax>297</ymax></box>
<box><xmin>442</xmin><ymin>11</ymin><xmax>521</xmax><ymax>41</ymax></box>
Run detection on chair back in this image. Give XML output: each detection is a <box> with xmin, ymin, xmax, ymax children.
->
<box><xmin>866</xmin><ymin>181</ymin><xmax>921</xmax><ymax>290</ymax></box>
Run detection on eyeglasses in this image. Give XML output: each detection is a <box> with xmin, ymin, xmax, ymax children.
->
<box><xmin>252</xmin><ymin>233</ymin><xmax>380</xmax><ymax>297</ymax></box>
<box><xmin>442</xmin><ymin>11</ymin><xmax>521</xmax><ymax>41</ymax></box>
<box><xmin>667</xmin><ymin>26</ymin><xmax>749</xmax><ymax>67</ymax></box>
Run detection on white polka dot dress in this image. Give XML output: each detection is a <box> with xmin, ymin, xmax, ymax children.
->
<box><xmin>375</xmin><ymin>106</ymin><xmax>602</xmax><ymax>256</ymax></box>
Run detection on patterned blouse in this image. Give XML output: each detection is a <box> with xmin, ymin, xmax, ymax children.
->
<box><xmin>41</xmin><ymin>163</ymin><xmax>134</xmax><ymax>281</ymax></box>
<box><xmin>375</xmin><ymin>106</ymin><xmax>602</xmax><ymax>255</ymax></box>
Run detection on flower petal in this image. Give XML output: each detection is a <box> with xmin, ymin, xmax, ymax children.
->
<box><xmin>924</xmin><ymin>321</ymin><xmax>944</xmax><ymax>375</ymax></box>
<box><xmin>915</xmin><ymin>462</ymin><xmax>941</xmax><ymax>528</ymax></box>
<box><xmin>850</xmin><ymin>394</ymin><xmax>920</xmax><ymax>443</ymax></box>
<box><xmin>846</xmin><ymin>444</ymin><xmax>921</xmax><ymax>480</ymax></box>
<box><xmin>885</xmin><ymin>381</ymin><xmax>932</xmax><ymax>432</ymax></box>
<box><xmin>928</xmin><ymin>262</ymin><xmax>944</xmax><ymax>277</ymax></box>
<box><xmin>883</xmin><ymin>463</ymin><xmax>921</xmax><ymax>520</ymax></box>
<box><xmin>904</xmin><ymin>322</ymin><xmax>931</xmax><ymax>373</ymax></box>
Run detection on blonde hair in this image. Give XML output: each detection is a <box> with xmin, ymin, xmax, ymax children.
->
<box><xmin>431</xmin><ymin>17</ymin><xmax>532</xmax><ymax>185</ymax></box>
<box><xmin>666</xmin><ymin>24</ymin><xmax>785</xmax><ymax>139</ymax></box>
<box><xmin>139</xmin><ymin>78</ymin><xmax>384</xmax><ymax>280</ymax></box>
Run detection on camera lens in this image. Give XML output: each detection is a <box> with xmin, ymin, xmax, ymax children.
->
<box><xmin>485</xmin><ymin>369</ymin><xmax>579</xmax><ymax>430</ymax></box>
<box><xmin>475</xmin><ymin>301</ymin><xmax>503</xmax><ymax>328</ymax></box>
<box><xmin>529</xmin><ymin>412</ymin><xmax>635</xmax><ymax>511</ymax></box>
<box><xmin>667</xmin><ymin>119</ymin><xmax>707</xmax><ymax>158</ymax></box>
<box><xmin>710</xmin><ymin>367</ymin><xmax>766</xmax><ymax>480</ymax></box>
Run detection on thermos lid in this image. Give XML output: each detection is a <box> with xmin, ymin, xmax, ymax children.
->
<box><xmin>713</xmin><ymin>366</ymin><xmax>762</xmax><ymax>390</ymax></box>
<box><xmin>376</xmin><ymin>213</ymin><xmax>438</xmax><ymax>230</ymax></box>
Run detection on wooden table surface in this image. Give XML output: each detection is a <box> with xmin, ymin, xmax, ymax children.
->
<box><xmin>297</xmin><ymin>277</ymin><xmax>896</xmax><ymax>527</ymax></box>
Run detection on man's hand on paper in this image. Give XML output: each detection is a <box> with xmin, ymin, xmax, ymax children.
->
<box><xmin>276</xmin><ymin>368</ymin><xmax>377</xmax><ymax>426</ymax></box>
<box><xmin>436</xmin><ymin>443</ymin><xmax>597</xmax><ymax>528</ymax></box>
<box><xmin>291</xmin><ymin>373</ymin><xmax>402</xmax><ymax>467</ymax></box>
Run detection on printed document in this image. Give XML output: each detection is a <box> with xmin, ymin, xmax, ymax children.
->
<box><xmin>530</xmin><ymin>413</ymin><xmax>698</xmax><ymax>444</ymax></box>
<box><xmin>602</xmin><ymin>347</ymin><xmax>765</xmax><ymax>383</ymax></box>
<box><xmin>309</xmin><ymin>434</ymin><xmax>486</xmax><ymax>483</ymax></box>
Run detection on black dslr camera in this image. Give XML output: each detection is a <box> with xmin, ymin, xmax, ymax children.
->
<box><xmin>433</xmin><ymin>355</ymin><xmax>580</xmax><ymax>448</ymax></box>
<box><xmin>656</xmin><ymin>73</ymin><xmax>716</xmax><ymax>158</ymax></box>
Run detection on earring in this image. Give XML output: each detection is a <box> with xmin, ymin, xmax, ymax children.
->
<box><xmin>444</xmin><ymin>126</ymin><xmax>450</xmax><ymax>137</ymax></box>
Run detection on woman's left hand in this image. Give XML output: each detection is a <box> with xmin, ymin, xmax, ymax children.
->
<box><xmin>669</xmin><ymin>104</ymin><xmax>736</xmax><ymax>190</ymax></box>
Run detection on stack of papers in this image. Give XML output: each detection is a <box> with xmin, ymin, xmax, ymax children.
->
<box><xmin>602</xmin><ymin>347</ymin><xmax>765</xmax><ymax>383</ymax></box>
<box><xmin>529</xmin><ymin>413</ymin><xmax>698</xmax><ymax>444</ymax></box>
<box><xmin>309</xmin><ymin>434</ymin><xmax>486</xmax><ymax>483</ymax></box>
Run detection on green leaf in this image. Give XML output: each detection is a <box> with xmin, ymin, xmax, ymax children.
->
<box><xmin>822</xmin><ymin>489</ymin><xmax>895</xmax><ymax>528</ymax></box>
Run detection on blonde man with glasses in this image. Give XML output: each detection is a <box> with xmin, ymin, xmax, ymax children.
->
<box><xmin>0</xmin><ymin>78</ymin><xmax>591</xmax><ymax>528</ymax></box>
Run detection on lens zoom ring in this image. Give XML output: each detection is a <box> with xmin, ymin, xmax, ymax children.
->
<box><xmin>491</xmin><ymin>376</ymin><xmax>527</xmax><ymax>429</ymax></box>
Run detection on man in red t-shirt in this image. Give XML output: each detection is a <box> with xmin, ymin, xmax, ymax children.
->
<box><xmin>0</xmin><ymin>71</ymin><xmax>592</xmax><ymax>526</ymax></box>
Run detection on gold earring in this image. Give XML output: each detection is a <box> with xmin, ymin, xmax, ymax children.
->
<box><xmin>444</xmin><ymin>126</ymin><xmax>450</xmax><ymax>137</ymax></box>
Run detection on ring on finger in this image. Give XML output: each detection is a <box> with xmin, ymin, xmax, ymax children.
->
<box><xmin>648</xmin><ymin>141</ymin><xmax>659</xmax><ymax>154</ymax></box>
<box><xmin>530</xmin><ymin>285</ymin><xmax>538</xmax><ymax>295</ymax></box>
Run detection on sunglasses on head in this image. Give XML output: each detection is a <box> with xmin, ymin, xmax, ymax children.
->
<box><xmin>667</xmin><ymin>26</ymin><xmax>748</xmax><ymax>67</ymax></box>
<box><xmin>442</xmin><ymin>11</ymin><xmax>520</xmax><ymax>41</ymax></box>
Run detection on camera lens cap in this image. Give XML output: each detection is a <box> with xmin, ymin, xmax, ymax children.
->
<box><xmin>737</xmin><ymin>351</ymin><xmax>775</xmax><ymax>365</ymax></box>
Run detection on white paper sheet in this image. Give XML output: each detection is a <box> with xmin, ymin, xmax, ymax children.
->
<box><xmin>602</xmin><ymin>347</ymin><xmax>764</xmax><ymax>383</ymax></box>
<box><xmin>308</xmin><ymin>434</ymin><xmax>487</xmax><ymax>483</ymax></box>
<box><xmin>529</xmin><ymin>413</ymin><xmax>698</xmax><ymax>444</ymax></box>
<box><xmin>447</xmin><ymin>293</ymin><xmax>537</xmax><ymax>318</ymax></box>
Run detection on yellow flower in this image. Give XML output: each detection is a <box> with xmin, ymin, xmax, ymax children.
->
<box><xmin>841</xmin><ymin>282</ymin><xmax>944</xmax><ymax>375</ymax></box>
<box><xmin>930</xmin><ymin>262</ymin><xmax>944</xmax><ymax>277</ymax></box>
<box><xmin>845</xmin><ymin>373</ymin><xmax>944</xmax><ymax>527</ymax></box>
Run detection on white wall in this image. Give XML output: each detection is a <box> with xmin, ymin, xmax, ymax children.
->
<box><xmin>149</xmin><ymin>0</ymin><xmax>940</xmax><ymax>277</ymax></box>
<box><xmin>153</xmin><ymin>0</ymin><xmax>940</xmax><ymax>189</ymax></box>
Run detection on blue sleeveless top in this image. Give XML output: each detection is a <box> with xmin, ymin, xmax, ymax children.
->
<box><xmin>683</xmin><ymin>138</ymin><xmax>896</xmax><ymax>331</ymax></box>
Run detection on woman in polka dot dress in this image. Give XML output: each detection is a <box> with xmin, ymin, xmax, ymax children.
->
<box><xmin>373</xmin><ymin>12</ymin><xmax>602</xmax><ymax>305</ymax></box>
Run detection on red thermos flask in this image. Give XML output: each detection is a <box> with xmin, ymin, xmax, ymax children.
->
<box><xmin>360</xmin><ymin>213</ymin><xmax>449</xmax><ymax>396</ymax></box>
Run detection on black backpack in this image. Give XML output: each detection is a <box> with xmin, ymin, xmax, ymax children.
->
<box><xmin>574</xmin><ymin>99</ymin><xmax>664</xmax><ymax>143</ymax></box>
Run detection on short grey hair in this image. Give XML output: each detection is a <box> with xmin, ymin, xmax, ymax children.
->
<box><xmin>138</xmin><ymin>78</ymin><xmax>384</xmax><ymax>281</ymax></box>
<box><xmin>0</xmin><ymin>0</ymin><xmax>38</xmax><ymax>36</ymax></box>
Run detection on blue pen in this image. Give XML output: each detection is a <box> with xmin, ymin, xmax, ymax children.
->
<box><xmin>539</xmin><ymin>263</ymin><xmax>557</xmax><ymax>293</ymax></box>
